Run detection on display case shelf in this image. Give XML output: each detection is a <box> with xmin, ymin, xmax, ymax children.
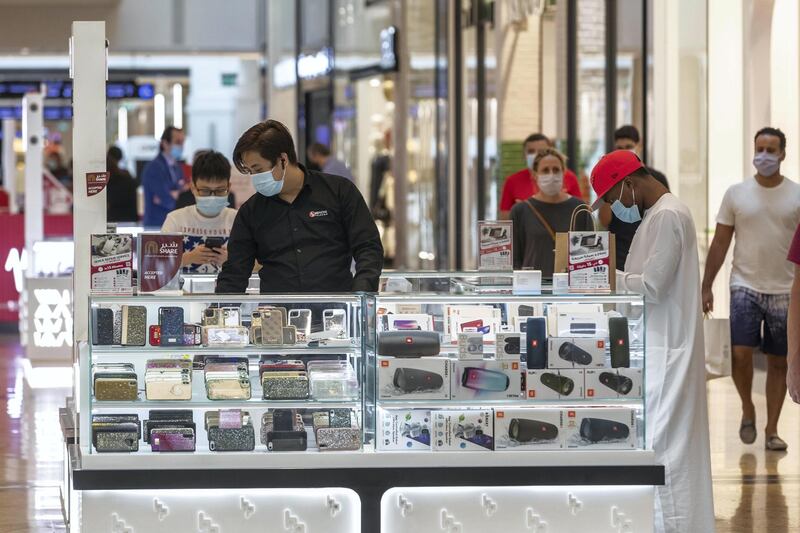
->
<box><xmin>91</xmin><ymin>399</ymin><xmax>360</xmax><ymax>410</ymax></box>
<box><xmin>90</xmin><ymin>345</ymin><xmax>360</xmax><ymax>356</ymax></box>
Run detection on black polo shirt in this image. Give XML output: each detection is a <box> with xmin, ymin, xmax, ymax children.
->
<box><xmin>216</xmin><ymin>166</ymin><xmax>383</xmax><ymax>293</ymax></box>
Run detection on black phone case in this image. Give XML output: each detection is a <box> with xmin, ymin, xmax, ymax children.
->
<box><xmin>92</xmin><ymin>308</ymin><xmax>115</xmax><ymax>345</ymax></box>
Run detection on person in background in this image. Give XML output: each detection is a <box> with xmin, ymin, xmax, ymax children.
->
<box><xmin>105</xmin><ymin>146</ymin><xmax>138</xmax><ymax>223</ymax></box>
<box><xmin>142</xmin><ymin>126</ymin><xmax>185</xmax><ymax>227</ymax></box>
<box><xmin>511</xmin><ymin>148</ymin><xmax>592</xmax><ymax>277</ymax></box>
<box><xmin>702</xmin><ymin>127</ymin><xmax>800</xmax><ymax>451</ymax></box>
<box><xmin>216</xmin><ymin>119</ymin><xmax>382</xmax><ymax>294</ymax></box>
<box><xmin>598</xmin><ymin>125</ymin><xmax>669</xmax><ymax>268</ymax></box>
<box><xmin>592</xmin><ymin>150</ymin><xmax>714</xmax><ymax>532</ymax></box>
<box><xmin>499</xmin><ymin>133</ymin><xmax>582</xmax><ymax>219</ymax></box>
<box><xmin>45</xmin><ymin>151</ymin><xmax>70</xmax><ymax>184</ymax></box>
<box><xmin>161</xmin><ymin>150</ymin><xmax>237</xmax><ymax>274</ymax></box>
<box><xmin>307</xmin><ymin>142</ymin><xmax>355</xmax><ymax>182</ymax></box>
<box><xmin>787</xmin><ymin>222</ymin><xmax>800</xmax><ymax>404</ymax></box>
<box><xmin>176</xmin><ymin>150</ymin><xmax>236</xmax><ymax>210</ymax></box>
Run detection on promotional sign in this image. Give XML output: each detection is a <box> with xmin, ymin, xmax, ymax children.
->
<box><xmin>478</xmin><ymin>221</ymin><xmax>513</xmax><ymax>271</ymax></box>
<box><xmin>90</xmin><ymin>234</ymin><xmax>133</xmax><ymax>294</ymax></box>
<box><xmin>566</xmin><ymin>231</ymin><xmax>611</xmax><ymax>291</ymax></box>
<box><xmin>138</xmin><ymin>233</ymin><xmax>183</xmax><ymax>293</ymax></box>
<box><xmin>86</xmin><ymin>171</ymin><xmax>108</xmax><ymax>197</ymax></box>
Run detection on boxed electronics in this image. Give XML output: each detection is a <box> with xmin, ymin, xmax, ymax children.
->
<box><xmin>446</xmin><ymin>305</ymin><xmax>502</xmax><ymax>343</ymax></box>
<box><xmin>494</xmin><ymin>408</ymin><xmax>563</xmax><ymax>450</ymax></box>
<box><xmin>382</xmin><ymin>313</ymin><xmax>435</xmax><ymax>332</ymax></box>
<box><xmin>494</xmin><ymin>332</ymin><xmax>522</xmax><ymax>360</ymax></box>
<box><xmin>548</xmin><ymin>337</ymin><xmax>606</xmax><ymax>368</ymax></box>
<box><xmin>377</xmin><ymin>357</ymin><xmax>451</xmax><ymax>400</ymax></box>
<box><xmin>377</xmin><ymin>409</ymin><xmax>433</xmax><ymax>451</ymax></box>
<box><xmin>562</xmin><ymin>407</ymin><xmax>637</xmax><ymax>449</ymax></box>
<box><xmin>585</xmin><ymin>368</ymin><xmax>643</xmax><ymax>400</ymax></box>
<box><xmin>451</xmin><ymin>360</ymin><xmax>521</xmax><ymax>400</ymax></box>
<box><xmin>526</xmin><ymin>369</ymin><xmax>585</xmax><ymax>400</ymax></box>
<box><xmin>432</xmin><ymin>409</ymin><xmax>494</xmax><ymax>451</ymax></box>
<box><xmin>457</xmin><ymin>332</ymin><xmax>484</xmax><ymax>359</ymax></box>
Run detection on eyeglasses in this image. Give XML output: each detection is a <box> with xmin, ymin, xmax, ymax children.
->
<box><xmin>196</xmin><ymin>188</ymin><xmax>229</xmax><ymax>197</ymax></box>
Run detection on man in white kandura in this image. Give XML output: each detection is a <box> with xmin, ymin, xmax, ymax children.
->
<box><xmin>591</xmin><ymin>150</ymin><xmax>715</xmax><ymax>533</ymax></box>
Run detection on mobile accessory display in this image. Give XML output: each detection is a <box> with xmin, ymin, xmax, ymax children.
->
<box><xmin>120</xmin><ymin>305</ymin><xmax>147</xmax><ymax>346</ymax></box>
<box><xmin>92</xmin><ymin>414</ymin><xmax>141</xmax><ymax>452</ymax></box>
<box><xmin>91</xmin><ymin>308</ymin><xmax>115</xmax><ymax>345</ymax></box>
<box><xmin>93</xmin><ymin>362</ymin><xmax>138</xmax><ymax>401</ymax></box>
<box><xmin>261</xmin><ymin>410</ymin><xmax>308</xmax><ymax>451</ymax></box>
<box><xmin>205</xmin><ymin>409</ymin><xmax>255</xmax><ymax>452</ymax></box>
<box><xmin>158</xmin><ymin>306</ymin><xmax>184</xmax><ymax>345</ymax></box>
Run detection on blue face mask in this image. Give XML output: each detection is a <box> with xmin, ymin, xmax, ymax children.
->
<box><xmin>170</xmin><ymin>145</ymin><xmax>184</xmax><ymax>161</ymax></box>
<box><xmin>195</xmin><ymin>195</ymin><xmax>228</xmax><ymax>217</ymax></box>
<box><xmin>611</xmin><ymin>181</ymin><xmax>642</xmax><ymax>223</ymax></box>
<box><xmin>252</xmin><ymin>160</ymin><xmax>286</xmax><ymax>197</ymax></box>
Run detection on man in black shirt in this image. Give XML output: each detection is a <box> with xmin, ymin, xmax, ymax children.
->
<box><xmin>216</xmin><ymin>120</ymin><xmax>383</xmax><ymax>294</ymax></box>
<box><xmin>598</xmin><ymin>125</ymin><xmax>670</xmax><ymax>269</ymax></box>
<box><xmin>105</xmin><ymin>146</ymin><xmax>138</xmax><ymax>223</ymax></box>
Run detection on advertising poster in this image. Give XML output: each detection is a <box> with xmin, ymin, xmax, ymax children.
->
<box><xmin>90</xmin><ymin>234</ymin><xmax>133</xmax><ymax>294</ymax></box>
<box><xmin>478</xmin><ymin>221</ymin><xmax>513</xmax><ymax>271</ymax></box>
<box><xmin>567</xmin><ymin>231</ymin><xmax>611</xmax><ymax>291</ymax></box>
<box><xmin>138</xmin><ymin>233</ymin><xmax>184</xmax><ymax>293</ymax></box>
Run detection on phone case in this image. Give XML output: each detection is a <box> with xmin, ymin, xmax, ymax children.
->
<box><xmin>112</xmin><ymin>307</ymin><xmax>122</xmax><ymax>345</ymax></box>
<box><xmin>158</xmin><ymin>307</ymin><xmax>184</xmax><ymax>345</ymax></box>
<box><xmin>143</xmin><ymin>410</ymin><xmax>195</xmax><ymax>444</ymax></box>
<box><xmin>92</xmin><ymin>414</ymin><xmax>141</xmax><ymax>452</ymax></box>
<box><xmin>149</xmin><ymin>325</ymin><xmax>161</xmax><ymax>346</ymax></box>
<box><xmin>260</xmin><ymin>410</ymin><xmax>307</xmax><ymax>451</ymax></box>
<box><xmin>259</xmin><ymin>310</ymin><xmax>283</xmax><ymax>345</ymax></box>
<box><xmin>94</xmin><ymin>376</ymin><xmax>138</xmax><ymax>401</ymax></box>
<box><xmin>261</xmin><ymin>372</ymin><xmax>309</xmax><ymax>400</ymax></box>
<box><xmin>150</xmin><ymin>427</ymin><xmax>196</xmax><ymax>452</ymax></box>
<box><xmin>205</xmin><ymin>410</ymin><xmax>255</xmax><ymax>452</ymax></box>
<box><xmin>288</xmin><ymin>309</ymin><xmax>312</xmax><ymax>342</ymax></box>
<box><xmin>282</xmin><ymin>325</ymin><xmax>297</xmax><ymax>345</ymax></box>
<box><xmin>92</xmin><ymin>308</ymin><xmax>115</xmax><ymax>345</ymax></box>
<box><xmin>203</xmin><ymin>307</ymin><xmax>224</xmax><ymax>327</ymax></box>
<box><xmin>121</xmin><ymin>305</ymin><xmax>147</xmax><ymax>346</ymax></box>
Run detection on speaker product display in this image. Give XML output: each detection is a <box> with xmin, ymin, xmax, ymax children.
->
<box><xmin>540</xmin><ymin>372</ymin><xmax>574</xmax><ymax>396</ymax></box>
<box><xmin>558</xmin><ymin>341</ymin><xmax>593</xmax><ymax>365</ymax></box>
<box><xmin>393</xmin><ymin>368</ymin><xmax>444</xmax><ymax>393</ymax></box>
<box><xmin>579</xmin><ymin>417</ymin><xmax>630</xmax><ymax>443</ymax></box>
<box><xmin>378</xmin><ymin>331</ymin><xmax>441</xmax><ymax>357</ymax></box>
<box><xmin>525</xmin><ymin>317</ymin><xmax>547</xmax><ymax>369</ymax></box>
<box><xmin>509</xmin><ymin>418</ymin><xmax>559</xmax><ymax>442</ymax></box>
<box><xmin>609</xmin><ymin>316</ymin><xmax>631</xmax><ymax>368</ymax></box>
<box><xmin>599</xmin><ymin>371</ymin><xmax>633</xmax><ymax>395</ymax></box>
<box><xmin>460</xmin><ymin>367</ymin><xmax>511</xmax><ymax>392</ymax></box>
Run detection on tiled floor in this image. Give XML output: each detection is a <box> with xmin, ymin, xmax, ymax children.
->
<box><xmin>0</xmin><ymin>333</ymin><xmax>797</xmax><ymax>532</ymax></box>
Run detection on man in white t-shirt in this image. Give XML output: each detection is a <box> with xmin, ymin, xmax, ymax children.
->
<box><xmin>702</xmin><ymin>127</ymin><xmax>800</xmax><ymax>451</ymax></box>
<box><xmin>162</xmin><ymin>150</ymin><xmax>238</xmax><ymax>274</ymax></box>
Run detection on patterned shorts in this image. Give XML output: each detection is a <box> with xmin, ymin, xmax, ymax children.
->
<box><xmin>730</xmin><ymin>287</ymin><xmax>789</xmax><ymax>356</ymax></box>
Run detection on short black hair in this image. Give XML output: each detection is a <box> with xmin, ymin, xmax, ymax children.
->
<box><xmin>523</xmin><ymin>133</ymin><xmax>550</xmax><ymax>148</ymax></box>
<box><xmin>755</xmin><ymin>127</ymin><xmax>786</xmax><ymax>151</ymax></box>
<box><xmin>614</xmin><ymin>125</ymin><xmax>640</xmax><ymax>144</ymax></box>
<box><xmin>191</xmin><ymin>150</ymin><xmax>231</xmax><ymax>184</ymax></box>
<box><xmin>107</xmin><ymin>145</ymin><xmax>123</xmax><ymax>163</ymax></box>
<box><xmin>232</xmin><ymin>119</ymin><xmax>298</xmax><ymax>173</ymax></box>
<box><xmin>308</xmin><ymin>142</ymin><xmax>331</xmax><ymax>157</ymax></box>
<box><xmin>160</xmin><ymin>126</ymin><xmax>183</xmax><ymax>148</ymax></box>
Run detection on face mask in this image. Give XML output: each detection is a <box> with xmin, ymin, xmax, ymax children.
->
<box><xmin>526</xmin><ymin>153</ymin><xmax>536</xmax><ymax>170</ymax></box>
<box><xmin>195</xmin><ymin>195</ymin><xmax>228</xmax><ymax>217</ymax></box>
<box><xmin>170</xmin><ymin>145</ymin><xmax>184</xmax><ymax>161</ymax></box>
<box><xmin>611</xmin><ymin>181</ymin><xmax>642</xmax><ymax>223</ymax></box>
<box><xmin>753</xmin><ymin>151</ymin><xmax>781</xmax><ymax>176</ymax></box>
<box><xmin>537</xmin><ymin>172</ymin><xmax>563</xmax><ymax>196</ymax></box>
<box><xmin>252</xmin><ymin>160</ymin><xmax>286</xmax><ymax>197</ymax></box>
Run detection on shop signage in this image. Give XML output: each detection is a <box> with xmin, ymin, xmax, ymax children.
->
<box><xmin>478</xmin><ymin>220</ymin><xmax>513</xmax><ymax>271</ymax></box>
<box><xmin>566</xmin><ymin>231</ymin><xmax>611</xmax><ymax>291</ymax></box>
<box><xmin>90</xmin><ymin>234</ymin><xmax>133</xmax><ymax>295</ymax></box>
<box><xmin>138</xmin><ymin>233</ymin><xmax>183</xmax><ymax>294</ymax></box>
<box><xmin>86</xmin><ymin>172</ymin><xmax>109</xmax><ymax>197</ymax></box>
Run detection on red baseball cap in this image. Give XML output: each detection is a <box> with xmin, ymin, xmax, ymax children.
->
<box><xmin>590</xmin><ymin>150</ymin><xmax>644</xmax><ymax>210</ymax></box>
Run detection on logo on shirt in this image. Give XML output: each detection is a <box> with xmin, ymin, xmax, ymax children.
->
<box><xmin>309</xmin><ymin>210</ymin><xmax>329</xmax><ymax>218</ymax></box>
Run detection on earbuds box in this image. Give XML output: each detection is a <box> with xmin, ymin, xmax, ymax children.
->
<box><xmin>432</xmin><ymin>410</ymin><xmax>494</xmax><ymax>451</ymax></box>
<box><xmin>548</xmin><ymin>337</ymin><xmax>606</xmax><ymax>369</ymax></box>
<box><xmin>495</xmin><ymin>332</ymin><xmax>522</xmax><ymax>360</ymax></box>
<box><xmin>494</xmin><ymin>408</ymin><xmax>563</xmax><ymax>450</ymax></box>
<box><xmin>377</xmin><ymin>357</ymin><xmax>451</xmax><ymax>400</ymax></box>
<box><xmin>377</xmin><ymin>408</ymin><xmax>433</xmax><ymax>451</ymax></box>
<box><xmin>451</xmin><ymin>360</ymin><xmax>522</xmax><ymax>401</ymax></box>
<box><xmin>562</xmin><ymin>407</ymin><xmax>638</xmax><ymax>449</ymax></box>
<box><xmin>585</xmin><ymin>368</ymin><xmax>643</xmax><ymax>400</ymax></box>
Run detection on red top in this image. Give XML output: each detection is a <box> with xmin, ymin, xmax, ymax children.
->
<box><xmin>788</xmin><ymin>223</ymin><xmax>800</xmax><ymax>265</ymax></box>
<box><xmin>499</xmin><ymin>168</ymin><xmax>582</xmax><ymax>211</ymax></box>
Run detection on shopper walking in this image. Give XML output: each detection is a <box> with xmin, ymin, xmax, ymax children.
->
<box><xmin>499</xmin><ymin>133</ymin><xmax>582</xmax><ymax>219</ymax></box>
<box><xmin>598</xmin><ymin>125</ymin><xmax>670</xmax><ymax>268</ymax></box>
<box><xmin>142</xmin><ymin>126</ymin><xmax>186</xmax><ymax>227</ymax></box>
<box><xmin>702</xmin><ymin>127</ymin><xmax>800</xmax><ymax>451</ymax></box>
<box><xmin>787</xmin><ymin>223</ymin><xmax>800</xmax><ymax>404</ymax></box>
<box><xmin>511</xmin><ymin>148</ymin><xmax>592</xmax><ymax>277</ymax></box>
<box><xmin>161</xmin><ymin>150</ymin><xmax>238</xmax><ymax>274</ymax></box>
<box><xmin>592</xmin><ymin>150</ymin><xmax>714</xmax><ymax>533</ymax></box>
<box><xmin>105</xmin><ymin>146</ymin><xmax>138</xmax><ymax>223</ymax></box>
<box><xmin>216</xmin><ymin>119</ymin><xmax>383</xmax><ymax>294</ymax></box>
<box><xmin>307</xmin><ymin>142</ymin><xmax>355</xmax><ymax>182</ymax></box>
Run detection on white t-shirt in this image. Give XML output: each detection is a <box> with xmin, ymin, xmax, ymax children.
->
<box><xmin>161</xmin><ymin>205</ymin><xmax>238</xmax><ymax>274</ymax></box>
<box><xmin>717</xmin><ymin>176</ymin><xmax>800</xmax><ymax>293</ymax></box>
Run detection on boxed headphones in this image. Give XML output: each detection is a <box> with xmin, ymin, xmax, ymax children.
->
<box><xmin>432</xmin><ymin>409</ymin><xmax>494</xmax><ymax>451</ymax></box>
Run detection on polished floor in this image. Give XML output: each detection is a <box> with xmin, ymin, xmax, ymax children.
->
<box><xmin>0</xmin><ymin>334</ymin><xmax>797</xmax><ymax>532</ymax></box>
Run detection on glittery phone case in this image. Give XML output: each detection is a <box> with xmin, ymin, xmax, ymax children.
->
<box><xmin>112</xmin><ymin>307</ymin><xmax>122</xmax><ymax>345</ymax></box>
<box><xmin>158</xmin><ymin>306</ymin><xmax>184</xmax><ymax>345</ymax></box>
<box><xmin>261</xmin><ymin>372</ymin><xmax>309</xmax><ymax>400</ymax></box>
<box><xmin>144</xmin><ymin>359</ymin><xmax>193</xmax><ymax>400</ymax></box>
<box><xmin>94</xmin><ymin>375</ymin><xmax>138</xmax><ymax>401</ymax></box>
<box><xmin>150</xmin><ymin>427</ymin><xmax>196</xmax><ymax>452</ymax></box>
<box><xmin>204</xmin><ymin>359</ymin><xmax>251</xmax><ymax>400</ymax></box>
<box><xmin>92</xmin><ymin>414</ymin><xmax>141</xmax><ymax>452</ymax></box>
<box><xmin>121</xmin><ymin>305</ymin><xmax>147</xmax><ymax>346</ymax></box>
<box><xmin>311</xmin><ymin>409</ymin><xmax>360</xmax><ymax>451</ymax></box>
<box><xmin>143</xmin><ymin>410</ymin><xmax>195</xmax><ymax>443</ymax></box>
<box><xmin>92</xmin><ymin>308</ymin><xmax>115</xmax><ymax>345</ymax></box>
<box><xmin>205</xmin><ymin>410</ymin><xmax>255</xmax><ymax>451</ymax></box>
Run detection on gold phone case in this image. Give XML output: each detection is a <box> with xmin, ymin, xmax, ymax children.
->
<box><xmin>94</xmin><ymin>378</ymin><xmax>138</xmax><ymax>401</ymax></box>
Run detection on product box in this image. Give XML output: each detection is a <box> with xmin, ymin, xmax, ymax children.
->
<box><xmin>138</xmin><ymin>233</ymin><xmax>184</xmax><ymax>293</ymax></box>
<box><xmin>478</xmin><ymin>220</ymin><xmax>513</xmax><ymax>271</ymax></box>
<box><xmin>586</xmin><ymin>368</ymin><xmax>643</xmax><ymax>400</ymax></box>
<box><xmin>562</xmin><ymin>407</ymin><xmax>637</xmax><ymax>449</ymax></box>
<box><xmin>495</xmin><ymin>332</ymin><xmax>522</xmax><ymax>360</ymax></box>
<box><xmin>432</xmin><ymin>410</ymin><xmax>494</xmax><ymax>451</ymax></box>
<box><xmin>90</xmin><ymin>234</ymin><xmax>133</xmax><ymax>294</ymax></box>
<box><xmin>377</xmin><ymin>409</ymin><xmax>433</xmax><ymax>451</ymax></box>
<box><xmin>495</xmin><ymin>408</ymin><xmax>563</xmax><ymax>450</ymax></box>
<box><xmin>526</xmin><ymin>369</ymin><xmax>584</xmax><ymax>400</ymax></box>
<box><xmin>548</xmin><ymin>337</ymin><xmax>606</xmax><ymax>369</ymax></box>
<box><xmin>555</xmin><ymin>313</ymin><xmax>609</xmax><ymax>338</ymax></box>
<box><xmin>382</xmin><ymin>313</ymin><xmax>434</xmax><ymax>332</ymax></box>
<box><xmin>377</xmin><ymin>357</ymin><xmax>451</xmax><ymax>400</ymax></box>
<box><xmin>446</xmin><ymin>305</ymin><xmax>502</xmax><ymax>343</ymax></box>
<box><xmin>451</xmin><ymin>360</ymin><xmax>522</xmax><ymax>400</ymax></box>
<box><xmin>458</xmin><ymin>333</ymin><xmax>485</xmax><ymax>360</ymax></box>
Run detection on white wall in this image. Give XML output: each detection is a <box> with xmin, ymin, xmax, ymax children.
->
<box><xmin>771</xmin><ymin>0</ymin><xmax>800</xmax><ymax>181</ymax></box>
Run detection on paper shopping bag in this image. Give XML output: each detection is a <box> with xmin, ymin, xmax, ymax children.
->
<box><xmin>554</xmin><ymin>205</ymin><xmax>616</xmax><ymax>291</ymax></box>
<box><xmin>704</xmin><ymin>317</ymin><xmax>732</xmax><ymax>380</ymax></box>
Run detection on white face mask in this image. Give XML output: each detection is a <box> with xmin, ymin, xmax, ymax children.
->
<box><xmin>537</xmin><ymin>172</ymin><xmax>563</xmax><ymax>196</ymax></box>
<box><xmin>526</xmin><ymin>153</ymin><xmax>536</xmax><ymax>170</ymax></box>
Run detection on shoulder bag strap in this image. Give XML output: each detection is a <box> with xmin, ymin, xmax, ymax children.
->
<box><xmin>524</xmin><ymin>199</ymin><xmax>557</xmax><ymax>241</ymax></box>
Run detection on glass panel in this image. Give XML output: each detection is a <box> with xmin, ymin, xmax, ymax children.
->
<box><xmin>576</xmin><ymin>0</ymin><xmax>606</xmax><ymax>185</ymax></box>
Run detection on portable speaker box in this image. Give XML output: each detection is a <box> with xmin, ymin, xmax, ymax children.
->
<box><xmin>432</xmin><ymin>410</ymin><xmax>494</xmax><ymax>452</ymax></box>
<box><xmin>495</xmin><ymin>408</ymin><xmax>563</xmax><ymax>450</ymax></box>
<box><xmin>451</xmin><ymin>360</ymin><xmax>521</xmax><ymax>400</ymax></box>
<box><xmin>377</xmin><ymin>409</ymin><xmax>433</xmax><ymax>451</ymax></box>
<box><xmin>548</xmin><ymin>337</ymin><xmax>606</xmax><ymax>369</ymax></box>
<box><xmin>495</xmin><ymin>332</ymin><xmax>522</xmax><ymax>360</ymax></box>
<box><xmin>563</xmin><ymin>408</ymin><xmax>637</xmax><ymax>449</ymax></box>
<box><xmin>526</xmin><ymin>369</ymin><xmax>584</xmax><ymax>400</ymax></box>
<box><xmin>586</xmin><ymin>368</ymin><xmax>643</xmax><ymax>400</ymax></box>
<box><xmin>377</xmin><ymin>357</ymin><xmax>451</xmax><ymax>400</ymax></box>
<box><xmin>377</xmin><ymin>331</ymin><xmax>441</xmax><ymax>357</ymax></box>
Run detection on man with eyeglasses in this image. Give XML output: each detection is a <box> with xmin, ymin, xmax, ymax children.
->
<box><xmin>161</xmin><ymin>150</ymin><xmax>238</xmax><ymax>273</ymax></box>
